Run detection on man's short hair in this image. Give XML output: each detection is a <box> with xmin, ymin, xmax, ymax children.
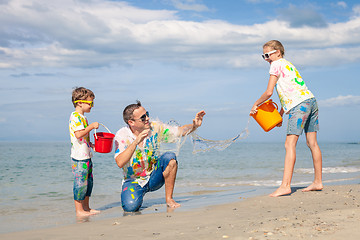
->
<box><xmin>71</xmin><ymin>87</ymin><xmax>95</xmax><ymax>107</ymax></box>
<box><xmin>123</xmin><ymin>100</ymin><xmax>142</xmax><ymax>125</ymax></box>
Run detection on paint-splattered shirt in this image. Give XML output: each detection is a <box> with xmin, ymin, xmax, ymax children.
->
<box><xmin>270</xmin><ymin>58</ymin><xmax>314</xmax><ymax>113</ymax></box>
<box><xmin>114</xmin><ymin>121</ymin><xmax>179</xmax><ymax>187</ymax></box>
<box><xmin>69</xmin><ymin>111</ymin><xmax>92</xmax><ymax>160</ymax></box>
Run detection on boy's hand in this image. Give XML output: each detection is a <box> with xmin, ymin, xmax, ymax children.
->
<box><xmin>90</xmin><ymin>142</ymin><xmax>96</xmax><ymax>151</ymax></box>
<box><xmin>91</xmin><ymin>122</ymin><xmax>99</xmax><ymax>130</ymax></box>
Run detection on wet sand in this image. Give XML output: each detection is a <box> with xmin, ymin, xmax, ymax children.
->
<box><xmin>1</xmin><ymin>184</ymin><xmax>359</xmax><ymax>240</ymax></box>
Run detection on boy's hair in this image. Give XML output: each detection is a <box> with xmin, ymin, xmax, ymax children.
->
<box><xmin>123</xmin><ymin>100</ymin><xmax>142</xmax><ymax>125</ymax></box>
<box><xmin>72</xmin><ymin>87</ymin><xmax>95</xmax><ymax>107</ymax></box>
<box><xmin>263</xmin><ymin>40</ymin><xmax>285</xmax><ymax>57</ymax></box>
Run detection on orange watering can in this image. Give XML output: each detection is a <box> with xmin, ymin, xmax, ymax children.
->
<box><xmin>251</xmin><ymin>99</ymin><xmax>282</xmax><ymax>132</ymax></box>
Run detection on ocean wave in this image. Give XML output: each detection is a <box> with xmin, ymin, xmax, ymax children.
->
<box><xmin>295</xmin><ymin>166</ymin><xmax>360</xmax><ymax>174</ymax></box>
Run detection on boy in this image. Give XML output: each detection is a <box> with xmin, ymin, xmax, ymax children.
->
<box><xmin>69</xmin><ymin>87</ymin><xmax>100</xmax><ymax>216</ymax></box>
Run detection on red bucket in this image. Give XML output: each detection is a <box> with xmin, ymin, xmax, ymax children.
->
<box><xmin>94</xmin><ymin>124</ymin><xmax>115</xmax><ymax>153</ymax></box>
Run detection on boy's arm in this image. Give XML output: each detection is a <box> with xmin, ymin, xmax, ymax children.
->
<box><xmin>115</xmin><ymin>129</ymin><xmax>150</xmax><ymax>168</ymax></box>
<box><xmin>74</xmin><ymin>122</ymin><xmax>99</xmax><ymax>139</ymax></box>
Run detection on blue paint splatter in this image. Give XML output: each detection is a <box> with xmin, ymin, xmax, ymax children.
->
<box><xmin>297</xmin><ymin>118</ymin><xmax>303</xmax><ymax>128</ymax></box>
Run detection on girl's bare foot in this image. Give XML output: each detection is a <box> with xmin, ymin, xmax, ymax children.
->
<box><xmin>269</xmin><ymin>186</ymin><xmax>291</xmax><ymax>197</ymax></box>
<box><xmin>302</xmin><ymin>183</ymin><xmax>323</xmax><ymax>192</ymax></box>
<box><xmin>166</xmin><ymin>199</ymin><xmax>181</xmax><ymax>208</ymax></box>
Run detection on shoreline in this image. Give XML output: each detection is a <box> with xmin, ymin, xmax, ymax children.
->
<box><xmin>1</xmin><ymin>184</ymin><xmax>359</xmax><ymax>240</ymax></box>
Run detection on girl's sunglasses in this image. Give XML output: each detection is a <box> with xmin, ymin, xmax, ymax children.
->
<box><xmin>133</xmin><ymin>111</ymin><xmax>149</xmax><ymax>122</ymax></box>
<box><xmin>74</xmin><ymin>100</ymin><xmax>94</xmax><ymax>107</ymax></box>
<box><xmin>262</xmin><ymin>50</ymin><xmax>277</xmax><ymax>60</ymax></box>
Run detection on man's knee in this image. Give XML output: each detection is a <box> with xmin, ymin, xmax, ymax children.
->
<box><xmin>121</xmin><ymin>193</ymin><xmax>143</xmax><ymax>212</ymax></box>
<box><xmin>162</xmin><ymin>152</ymin><xmax>177</xmax><ymax>161</ymax></box>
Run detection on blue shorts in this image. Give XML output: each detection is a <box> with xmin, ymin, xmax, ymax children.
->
<box><xmin>121</xmin><ymin>152</ymin><xmax>177</xmax><ymax>212</ymax></box>
<box><xmin>287</xmin><ymin>98</ymin><xmax>319</xmax><ymax>135</ymax></box>
<box><xmin>72</xmin><ymin>158</ymin><xmax>93</xmax><ymax>201</ymax></box>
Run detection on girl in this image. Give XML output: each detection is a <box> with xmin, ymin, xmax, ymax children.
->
<box><xmin>250</xmin><ymin>40</ymin><xmax>323</xmax><ymax>197</ymax></box>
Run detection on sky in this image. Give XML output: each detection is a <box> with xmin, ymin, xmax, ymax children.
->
<box><xmin>0</xmin><ymin>0</ymin><xmax>360</xmax><ymax>143</ymax></box>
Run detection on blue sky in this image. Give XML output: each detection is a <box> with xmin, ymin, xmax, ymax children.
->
<box><xmin>0</xmin><ymin>0</ymin><xmax>360</xmax><ymax>142</ymax></box>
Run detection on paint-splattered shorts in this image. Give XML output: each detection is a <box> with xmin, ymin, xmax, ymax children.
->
<box><xmin>72</xmin><ymin>158</ymin><xmax>93</xmax><ymax>201</ymax></box>
<box><xmin>121</xmin><ymin>152</ymin><xmax>177</xmax><ymax>212</ymax></box>
<box><xmin>287</xmin><ymin>98</ymin><xmax>319</xmax><ymax>135</ymax></box>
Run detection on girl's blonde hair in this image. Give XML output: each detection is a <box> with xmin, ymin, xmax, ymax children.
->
<box><xmin>263</xmin><ymin>40</ymin><xmax>285</xmax><ymax>57</ymax></box>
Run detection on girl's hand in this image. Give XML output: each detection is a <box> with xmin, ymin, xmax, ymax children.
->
<box><xmin>250</xmin><ymin>105</ymin><xmax>258</xmax><ymax>115</ymax></box>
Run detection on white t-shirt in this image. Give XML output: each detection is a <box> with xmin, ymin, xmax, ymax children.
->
<box><xmin>114</xmin><ymin>121</ymin><xmax>179</xmax><ymax>187</ymax></box>
<box><xmin>69</xmin><ymin>111</ymin><xmax>92</xmax><ymax>160</ymax></box>
<box><xmin>270</xmin><ymin>58</ymin><xmax>314</xmax><ymax>113</ymax></box>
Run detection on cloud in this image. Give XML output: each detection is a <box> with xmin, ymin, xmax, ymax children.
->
<box><xmin>318</xmin><ymin>95</ymin><xmax>360</xmax><ymax>107</ymax></box>
<box><xmin>0</xmin><ymin>0</ymin><xmax>360</xmax><ymax>70</ymax></box>
<box><xmin>354</xmin><ymin>5</ymin><xmax>360</xmax><ymax>16</ymax></box>
<box><xmin>277</xmin><ymin>4</ymin><xmax>328</xmax><ymax>28</ymax></box>
<box><xmin>336</xmin><ymin>1</ymin><xmax>347</xmax><ymax>9</ymax></box>
<box><xmin>170</xmin><ymin>0</ymin><xmax>209</xmax><ymax>12</ymax></box>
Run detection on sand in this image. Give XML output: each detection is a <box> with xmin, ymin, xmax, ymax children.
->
<box><xmin>1</xmin><ymin>184</ymin><xmax>359</xmax><ymax>240</ymax></box>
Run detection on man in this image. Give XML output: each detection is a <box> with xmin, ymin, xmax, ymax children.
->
<box><xmin>114</xmin><ymin>101</ymin><xmax>206</xmax><ymax>212</ymax></box>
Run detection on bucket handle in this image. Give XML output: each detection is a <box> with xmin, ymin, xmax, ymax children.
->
<box><xmin>94</xmin><ymin>123</ymin><xmax>112</xmax><ymax>139</ymax></box>
<box><xmin>269</xmin><ymin>99</ymin><xmax>279</xmax><ymax>110</ymax></box>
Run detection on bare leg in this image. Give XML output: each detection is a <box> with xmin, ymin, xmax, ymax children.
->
<box><xmin>162</xmin><ymin>159</ymin><xmax>181</xmax><ymax>208</ymax></box>
<box><xmin>302</xmin><ymin>132</ymin><xmax>323</xmax><ymax>192</ymax></box>
<box><xmin>82</xmin><ymin>196</ymin><xmax>100</xmax><ymax>214</ymax></box>
<box><xmin>270</xmin><ymin>135</ymin><xmax>299</xmax><ymax>197</ymax></box>
<box><xmin>74</xmin><ymin>200</ymin><xmax>94</xmax><ymax>216</ymax></box>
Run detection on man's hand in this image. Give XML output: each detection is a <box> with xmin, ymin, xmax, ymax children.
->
<box><xmin>193</xmin><ymin>110</ymin><xmax>206</xmax><ymax>129</ymax></box>
<box><xmin>135</xmin><ymin>129</ymin><xmax>151</xmax><ymax>145</ymax></box>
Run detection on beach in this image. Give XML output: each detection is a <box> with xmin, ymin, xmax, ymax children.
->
<box><xmin>1</xmin><ymin>184</ymin><xmax>359</xmax><ymax>240</ymax></box>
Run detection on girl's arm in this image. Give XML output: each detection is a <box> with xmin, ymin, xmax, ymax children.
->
<box><xmin>250</xmin><ymin>75</ymin><xmax>278</xmax><ymax>114</ymax></box>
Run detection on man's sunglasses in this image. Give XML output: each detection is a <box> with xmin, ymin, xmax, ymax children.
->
<box><xmin>133</xmin><ymin>111</ymin><xmax>149</xmax><ymax>122</ymax></box>
<box><xmin>262</xmin><ymin>50</ymin><xmax>277</xmax><ymax>60</ymax></box>
<box><xmin>74</xmin><ymin>100</ymin><xmax>94</xmax><ymax>107</ymax></box>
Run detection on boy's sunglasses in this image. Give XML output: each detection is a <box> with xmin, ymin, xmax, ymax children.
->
<box><xmin>74</xmin><ymin>100</ymin><xmax>94</xmax><ymax>107</ymax></box>
<box><xmin>262</xmin><ymin>50</ymin><xmax>277</xmax><ymax>60</ymax></box>
<box><xmin>133</xmin><ymin>111</ymin><xmax>149</xmax><ymax>122</ymax></box>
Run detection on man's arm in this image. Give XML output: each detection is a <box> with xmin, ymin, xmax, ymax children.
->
<box><xmin>178</xmin><ymin>110</ymin><xmax>206</xmax><ymax>136</ymax></box>
<box><xmin>115</xmin><ymin>129</ymin><xmax>150</xmax><ymax>168</ymax></box>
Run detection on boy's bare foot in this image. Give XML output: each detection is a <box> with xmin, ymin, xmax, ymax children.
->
<box><xmin>269</xmin><ymin>186</ymin><xmax>291</xmax><ymax>197</ymax></box>
<box><xmin>89</xmin><ymin>209</ymin><xmax>100</xmax><ymax>214</ymax></box>
<box><xmin>166</xmin><ymin>199</ymin><xmax>181</xmax><ymax>208</ymax></box>
<box><xmin>302</xmin><ymin>183</ymin><xmax>323</xmax><ymax>192</ymax></box>
<box><xmin>76</xmin><ymin>210</ymin><xmax>96</xmax><ymax>217</ymax></box>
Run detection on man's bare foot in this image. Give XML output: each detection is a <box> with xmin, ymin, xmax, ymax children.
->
<box><xmin>302</xmin><ymin>183</ymin><xmax>323</xmax><ymax>192</ymax></box>
<box><xmin>166</xmin><ymin>199</ymin><xmax>181</xmax><ymax>208</ymax></box>
<box><xmin>269</xmin><ymin>186</ymin><xmax>291</xmax><ymax>197</ymax></box>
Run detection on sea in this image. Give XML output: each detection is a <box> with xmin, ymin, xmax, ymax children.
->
<box><xmin>0</xmin><ymin>141</ymin><xmax>359</xmax><ymax>234</ymax></box>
